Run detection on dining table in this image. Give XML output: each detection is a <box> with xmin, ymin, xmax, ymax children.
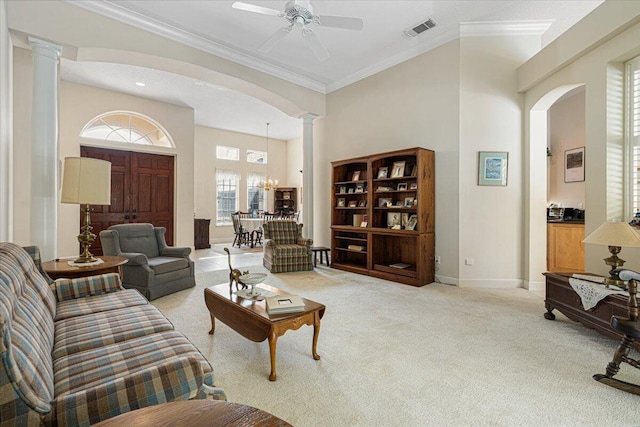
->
<box><xmin>240</xmin><ymin>218</ymin><xmax>264</xmax><ymax>247</ymax></box>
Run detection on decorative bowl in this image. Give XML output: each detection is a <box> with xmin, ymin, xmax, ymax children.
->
<box><xmin>239</xmin><ymin>273</ymin><xmax>267</xmax><ymax>286</ymax></box>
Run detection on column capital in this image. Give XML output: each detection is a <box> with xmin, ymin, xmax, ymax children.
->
<box><xmin>28</xmin><ymin>37</ymin><xmax>62</xmax><ymax>60</ymax></box>
<box><xmin>302</xmin><ymin>113</ymin><xmax>318</xmax><ymax>124</ymax></box>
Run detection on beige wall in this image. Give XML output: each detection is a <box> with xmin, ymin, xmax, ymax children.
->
<box><xmin>0</xmin><ymin>0</ymin><xmax>12</xmax><ymax>242</ymax></box>
<box><xmin>547</xmin><ymin>90</ymin><xmax>586</xmax><ymax>208</ymax></box>
<box><xmin>194</xmin><ymin>126</ymin><xmax>288</xmax><ymax>244</ymax></box>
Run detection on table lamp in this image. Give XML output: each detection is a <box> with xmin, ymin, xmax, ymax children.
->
<box><xmin>61</xmin><ymin>157</ymin><xmax>111</xmax><ymax>263</ymax></box>
<box><xmin>583</xmin><ymin>221</ymin><xmax>640</xmax><ymax>288</ymax></box>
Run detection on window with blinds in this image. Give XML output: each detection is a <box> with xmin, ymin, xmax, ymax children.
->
<box><xmin>628</xmin><ymin>56</ymin><xmax>640</xmax><ymax>217</ymax></box>
<box><xmin>247</xmin><ymin>173</ymin><xmax>266</xmax><ymax>213</ymax></box>
<box><xmin>216</xmin><ymin>170</ymin><xmax>240</xmax><ymax>225</ymax></box>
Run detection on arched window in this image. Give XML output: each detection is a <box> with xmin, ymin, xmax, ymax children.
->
<box><xmin>80</xmin><ymin>111</ymin><xmax>174</xmax><ymax>148</ymax></box>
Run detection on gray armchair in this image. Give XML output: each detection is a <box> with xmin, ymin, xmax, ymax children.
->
<box><xmin>100</xmin><ymin>223</ymin><xmax>195</xmax><ymax>300</ymax></box>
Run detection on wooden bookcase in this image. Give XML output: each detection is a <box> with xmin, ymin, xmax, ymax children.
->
<box><xmin>330</xmin><ymin>147</ymin><xmax>435</xmax><ymax>286</ymax></box>
<box><xmin>274</xmin><ymin>187</ymin><xmax>297</xmax><ymax>215</ymax></box>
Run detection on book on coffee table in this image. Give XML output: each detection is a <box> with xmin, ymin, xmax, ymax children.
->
<box><xmin>266</xmin><ymin>295</ymin><xmax>305</xmax><ymax>314</ymax></box>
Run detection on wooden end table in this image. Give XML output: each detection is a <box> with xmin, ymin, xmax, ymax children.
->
<box><xmin>204</xmin><ymin>283</ymin><xmax>325</xmax><ymax>381</ymax></box>
<box><xmin>92</xmin><ymin>399</ymin><xmax>291</xmax><ymax>426</ymax></box>
<box><xmin>42</xmin><ymin>256</ymin><xmax>128</xmax><ymax>280</ymax></box>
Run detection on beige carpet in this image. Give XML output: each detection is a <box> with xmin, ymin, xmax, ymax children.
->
<box><xmin>152</xmin><ymin>266</ymin><xmax>639</xmax><ymax>426</ymax></box>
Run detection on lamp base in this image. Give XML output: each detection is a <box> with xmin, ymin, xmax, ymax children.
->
<box><xmin>605</xmin><ymin>245</ymin><xmax>627</xmax><ymax>289</ymax></box>
<box><xmin>73</xmin><ymin>253</ymin><xmax>99</xmax><ymax>264</ymax></box>
<box><xmin>76</xmin><ymin>203</ymin><xmax>97</xmax><ymax>264</ymax></box>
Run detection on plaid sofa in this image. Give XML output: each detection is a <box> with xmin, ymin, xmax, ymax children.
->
<box><xmin>262</xmin><ymin>220</ymin><xmax>313</xmax><ymax>273</ymax></box>
<box><xmin>0</xmin><ymin>242</ymin><xmax>225</xmax><ymax>426</ymax></box>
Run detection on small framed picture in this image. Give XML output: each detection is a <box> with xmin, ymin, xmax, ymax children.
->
<box><xmin>352</xmin><ymin>170</ymin><xmax>361</xmax><ymax>181</ymax></box>
<box><xmin>565</xmin><ymin>147</ymin><xmax>585</xmax><ymax>183</ymax></box>
<box><xmin>401</xmin><ymin>212</ymin><xmax>409</xmax><ymax>228</ymax></box>
<box><xmin>410</xmin><ymin>164</ymin><xmax>417</xmax><ymax>177</ymax></box>
<box><xmin>358</xmin><ymin>200</ymin><xmax>366</xmax><ymax>207</ymax></box>
<box><xmin>397</xmin><ymin>183</ymin><xmax>407</xmax><ymax>191</ymax></box>
<box><xmin>387</xmin><ymin>212</ymin><xmax>401</xmax><ymax>229</ymax></box>
<box><xmin>378</xmin><ymin>197</ymin><xmax>392</xmax><ymax>207</ymax></box>
<box><xmin>406</xmin><ymin>214</ymin><xmax>417</xmax><ymax>231</ymax></box>
<box><xmin>355</xmin><ymin>184</ymin><xmax>364</xmax><ymax>193</ymax></box>
<box><xmin>348</xmin><ymin>200</ymin><xmax>357</xmax><ymax>207</ymax></box>
<box><xmin>339</xmin><ymin>186</ymin><xmax>346</xmax><ymax>194</ymax></box>
<box><xmin>348</xmin><ymin>188</ymin><xmax>354</xmax><ymax>194</ymax></box>
<box><xmin>409</xmin><ymin>182</ymin><xmax>418</xmax><ymax>190</ymax></box>
<box><xmin>283</xmin><ymin>192</ymin><xmax>291</xmax><ymax>200</ymax></box>
<box><xmin>361</xmin><ymin>214</ymin><xmax>368</xmax><ymax>227</ymax></box>
<box><xmin>391</xmin><ymin>161</ymin><xmax>406</xmax><ymax>178</ymax></box>
<box><xmin>404</xmin><ymin>197</ymin><xmax>414</xmax><ymax>207</ymax></box>
<box><xmin>337</xmin><ymin>198</ymin><xmax>345</xmax><ymax>207</ymax></box>
<box><xmin>478</xmin><ymin>151</ymin><xmax>508</xmax><ymax>186</ymax></box>
<box><xmin>413</xmin><ymin>198</ymin><xmax>418</xmax><ymax>206</ymax></box>
<box><xmin>396</xmin><ymin>201</ymin><xmax>403</xmax><ymax>206</ymax></box>
<box><xmin>377</xmin><ymin>167</ymin><xmax>388</xmax><ymax>179</ymax></box>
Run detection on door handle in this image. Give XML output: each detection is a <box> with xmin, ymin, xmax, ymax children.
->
<box><xmin>132</xmin><ymin>208</ymin><xmax>137</xmax><ymax>220</ymax></box>
<box><xmin>124</xmin><ymin>209</ymin><xmax>130</xmax><ymax>220</ymax></box>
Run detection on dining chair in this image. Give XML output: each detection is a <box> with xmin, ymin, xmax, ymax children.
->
<box><xmin>231</xmin><ymin>213</ymin><xmax>250</xmax><ymax>247</ymax></box>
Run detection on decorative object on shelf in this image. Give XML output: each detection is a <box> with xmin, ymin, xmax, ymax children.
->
<box><xmin>358</xmin><ymin>200</ymin><xmax>366</xmax><ymax>207</ymax></box>
<box><xmin>238</xmin><ymin>272</ymin><xmax>269</xmax><ymax>297</ymax></box>
<box><xmin>355</xmin><ymin>184</ymin><xmax>364</xmax><ymax>193</ymax></box>
<box><xmin>348</xmin><ymin>188</ymin><xmax>354</xmax><ymax>193</ymax></box>
<box><xmin>61</xmin><ymin>157</ymin><xmax>112</xmax><ymax>263</ymax></box>
<box><xmin>387</xmin><ymin>212</ymin><xmax>401</xmax><ymax>229</ymax></box>
<box><xmin>353</xmin><ymin>214</ymin><xmax>365</xmax><ymax>227</ymax></box>
<box><xmin>376</xmin><ymin>186</ymin><xmax>393</xmax><ymax>192</ymax></box>
<box><xmin>397</xmin><ymin>183</ymin><xmax>407</xmax><ymax>191</ymax></box>
<box><xmin>410</xmin><ymin>164</ymin><xmax>417</xmax><ymax>177</ymax></box>
<box><xmin>564</xmin><ymin>146</ymin><xmax>585</xmax><ymax>183</ymax></box>
<box><xmin>347</xmin><ymin>244</ymin><xmax>365</xmax><ymax>251</ymax></box>
<box><xmin>410</xmin><ymin>182</ymin><xmax>418</xmax><ymax>190</ymax></box>
<box><xmin>404</xmin><ymin>197</ymin><xmax>414</xmax><ymax>207</ymax></box>
<box><xmin>401</xmin><ymin>212</ymin><xmax>409</xmax><ymax>228</ymax></box>
<box><xmin>391</xmin><ymin>161</ymin><xmax>406</xmax><ymax>178</ymax></box>
<box><xmin>352</xmin><ymin>170</ymin><xmax>361</xmax><ymax>181</ymax></box>
<box><xmin>377</xmin><ymin>167</ymin><xmax>388</xmax><ymax>179</ymax></box>
<box><xmin>339</xmin><ymin>186</ymin><xmax>346</xmax><ymax>194</ymax></box>
<box><xmin>582</xmin><ymin>221</ymin><xmax>640</xmax><ymax>289</ymax></box>
<box><xmin>348</xmin><ymin>200</ymin><xmax>357</xmax><ymax>207</ymax></box>
<box><xmin>360</xmin><ymin>214</ymin><xmax>368</xmax><ymax>227</ymax></box>
<box><xmin>224</xmin><ymin>247</ymin><xmax>249</xmax><ymax>292</ymax></box>
<box><xmin>406</xmin><ymin>214</ymin><xmax>417</xmax><ymax>230</ymax></box>
<box><xmin>283</xmin><ymin>191</ymin><xmax>291</xmax><ymax>200</ymax></box>
<box><xmin>478</xmin><ymin>151</ymin><xmax>508</xmax><ymax>186</ymax></box>
<box><xmin>390</xmin><ymin>262</ymin><xmax>411</xmax><ymax>269</ymax></box>
<box><xmin>258</xmin><ymin>123</ymin><xmax>278</xmax><ymax>191</ymax></box>
<box><xmin>379</xmin><ymin>197</ymin><xmax>392</xmax><ymax>207</ymax></box>
<box><xmin>337</xmin><ymin>198</ymin><xmax>345</xmax><ymax>207</ymax></box>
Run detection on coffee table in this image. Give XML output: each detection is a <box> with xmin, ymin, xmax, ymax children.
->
<box><xmin>42</xmin><ymin>256</ymin><xmax>128</xmax><ymax>280</ymax></box>
<box><xmin>204</xmin><ymin>283</ymin><xmax>325</xmax><ymax>381</ymax></box>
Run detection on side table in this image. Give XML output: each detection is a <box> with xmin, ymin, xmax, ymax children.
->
<box><xmin>311</xmin><ymin>246</ymin><xmax>330</xmax><ymax>267</ymax></box>
<box><xmin>92</xmin><ymin>400</ymin><xmax>292</xmax><ymax>427</ymax></box>
<box><xmin>42</xmin><ymin>256</ymin><xmax>128</xmax><ymax>280</ymax></box>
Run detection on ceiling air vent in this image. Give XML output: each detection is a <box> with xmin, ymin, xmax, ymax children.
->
<box><xmin>404</xmin><ymin>18</ymin><xmax>437</xmax><ymax>37</ymax></box>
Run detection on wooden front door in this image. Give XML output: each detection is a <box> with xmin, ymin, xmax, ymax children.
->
<box><xmin>81</xmin><ymin>146</ymin><xmax>175</xmax><ymax>255</ymax></box>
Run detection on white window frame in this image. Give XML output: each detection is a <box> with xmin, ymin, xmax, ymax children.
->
<box><xmin>216</xmin><ymin>145</ymin><xmax>239</xmax><ymax>161</ymax></box>
<box><xmin>247</xmin><ymin>149</ymin><xmax>267</xmax><ymax>164</ymax></box>
<box><xmin>626</xmin><ymin>56</ymin><xmax>640</xmax><ymax>220</ymax></box>
<box><xmin>216</xmin><ymin>169</ymin><xmax>240</xmax><ymax>226</ymax></box>
<box><xmin>80</xmin><ymin>111</ymin><xmax>174</xmax><ymax>147</ymax></box>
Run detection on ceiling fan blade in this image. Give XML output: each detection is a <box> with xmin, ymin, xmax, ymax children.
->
<box><xmin>232</xmin><ymin>1</ymin><xmax>283</xmax><ymax>17</ymax></box>
<box><xmin>258</xmin><ymin>26</ymin><xmax>293</xmax><ymax>54</ymax></box>
<box><xmin>314</xmin><ymin>15</ymin><xmax>363</xmax><ymax>31</ymax></box>
<box><xmin>303</xmin><ymin>29</ymin><xmax>330</xmax><ymax>62</ymax></box>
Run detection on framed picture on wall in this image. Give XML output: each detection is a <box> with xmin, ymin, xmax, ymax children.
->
<box><xmin>478</xmin><ymin>151</ymin><xmax>508</xmax><ymax>186</ymax></box>
<box><xmin>564</xmin><ymin>147</ymin><xmax>585</xmax><ymax>183</ymax></box>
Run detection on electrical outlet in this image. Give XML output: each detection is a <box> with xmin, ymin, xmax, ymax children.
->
<box><xmin>435</xmin><ymin>256</ymin><xmax>441</xmax><ymax>264</ymax></box>
<box><xmin>465</xmin><ymin>258</ymin><xmax>474</xmax><ymax>266</ymax></box>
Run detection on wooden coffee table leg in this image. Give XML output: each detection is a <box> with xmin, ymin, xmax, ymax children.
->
<box><xmin>268</xmin><ymin>330</ymin><xmax>278</xmax><ymax>381</ymax></box>
<box><xmin>209</xmin><ymin>313</ymin><xmax>216</xmax><ymax>335</ymax></box>
<box><xmin>312</xmin><ymin>311</ymin><xmax>321</xmax><ymax>360</ymax></box>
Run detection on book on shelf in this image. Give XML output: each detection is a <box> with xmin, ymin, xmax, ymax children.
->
<box><xmin>389</xmin><ymin>263</ymin><xmax>411</xmax><ymax>269</ymax></box>
<box><xmin>266</xmin><ymin>295</ymin><xmax>305</xmax><ymax>314</ymax></box>
<box><xmin>353</xmin><ymin>214</ymin><xmax>365</xmax><ymax>226</ymax></box>
<box><xmin>348</xmin><ymin>244</ymin><xmax>365</xmax><ymax>251</ymax></box>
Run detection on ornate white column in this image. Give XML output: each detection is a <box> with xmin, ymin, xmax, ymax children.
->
<box><xmin>28</xmin><ymin>37</ymin><xmax>61</xmax><ymax>261</ymax></box>
<box><xmin>302</xmin><ymin>114</ymin><xmax>317</xmax><ymax>240</ymax></box>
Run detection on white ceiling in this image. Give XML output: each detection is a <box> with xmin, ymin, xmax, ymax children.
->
<box><xmin>61</xmin><ymin>0</ymin><xmax>603</xmax><ymax>140</ymax></box>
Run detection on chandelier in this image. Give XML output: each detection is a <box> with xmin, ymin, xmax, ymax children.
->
<box><xmin>258</xmin><ymin>122</ymin><xmax>278</xmax><ymax>191</ymax></box>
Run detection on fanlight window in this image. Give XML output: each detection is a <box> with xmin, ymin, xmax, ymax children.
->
<box><xmin>80</xmin><ymin>112</ymin><xmax>174</xmax><ymax>147</ymax></box>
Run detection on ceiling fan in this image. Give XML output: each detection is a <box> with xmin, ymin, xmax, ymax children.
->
<box><xmin>232</xmin><ymin>0</ymin><xmax>364</xmax><ymax>62</ymax></box>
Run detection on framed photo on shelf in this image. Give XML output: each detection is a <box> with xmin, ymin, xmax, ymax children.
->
<box><xmin>358</xmin><ymin>200</ymin><xmax>366</xmax><ymax>207</ymax></box>
<box><xmin>337</xmin><ymin>198</ymin><xmax>346</xmax><ymax>207</ymax></box>
<box><xmin>339</xmin><ymin>186</ymin><xmax>346</xmax><ymax>194</ymax></box>
<box><xmin>405</xmin><ymin>214</ymin><xmax>417</xmax><ymax>230</ymax></box>
<box><xmin>391</xmin><ymin>161</ymin><xmax>406</xmax><ymax>178</ymax></box>
<box><xmin>355</xmin><ymin>184</ymin><xmax>364</xmax><ymax>193</ymax></box>
<box><xmin>396</xmin><ymin>201</ymin><xmax>403</xmax><ymax>206</ymax></box>
<box><xmin>360</xmin><ymin>214</ymin><xmax>368</xmax><ymax>227</ymax></box>
<box><xmin>409</xmin><ymin>182</ymin><xmax>418</xmax><ymax>190</ymax></box>
<box><xmin>404</xmin><ymin>197</ymin><xmax>414</xmax><ymax>207</ymax></box>
<box><xmin>348</xmin><ymin>188</ymin><xmax>355</xmax><ymax>193</ymax></box>
<box><xmin>378</xmin><ymin>197</ymin><xmax>392</xmax><ymax>207</ymax></box>
<box><xmin>401</xmin><ymin>212</ymin><xmax>409</xmax><ymax>228</ymax></box>
<box><xmin>410</xmin><ymin>164</ymin><xmax>417</xmax><ymax>177</ymax></box>
<box><xmin>564</xmin><ymin>147</ymin><xmax>585</xmax><ymax>183</ymax></box>
<box><xmin>377</xmin><ymin>167</ymin><xmax>389</xmax><ymax>179</ymax></box>
<box><xmin>387</xmin><ymin>212</ymin><xmax>402</xmax><ymax>229</ymax></box>
<box><xmin>348</xmin><ymin>200</ymin><xmax>358</xmax><ymax>207</ymax></box>
<box><xmin>397</xmin><ymin>183</ymin><xmax>408</xmax><ymax>191</ymax></box>
<box><xmin>478</xmin><ymin>151</ymin><xmax>508</xmax><ymax>186</ymax></box>
<box><xmin>352</xmin><ymin>170</ymin><xmax>361</xmax><ymax>181</ymax></box>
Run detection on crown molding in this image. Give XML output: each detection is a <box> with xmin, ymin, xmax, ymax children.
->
<box><xmin>63</xmin><ymin>0</ymin><xmax>327</xmax><ymax>94</ymax></box>
<box><xmin>460</xmin><ymin>20</ymin><xmax>554</xmax><ymax>37</ymax></box>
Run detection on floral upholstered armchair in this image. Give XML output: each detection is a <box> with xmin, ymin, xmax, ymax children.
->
<box><xmin>262</xmin><ymin>220</ymin><xmax>313</xmax><ymax>273</ymax></box>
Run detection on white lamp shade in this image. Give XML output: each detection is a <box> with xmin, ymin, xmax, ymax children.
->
<box><xmin>583</xmin><ymin>221</ymin><xmax>640</xmax><ymax>247</ymax></box>
<box><xmin>61</xmin><ymin>157</ymin><xmax>112</xmax><ymax>205</ymax></box>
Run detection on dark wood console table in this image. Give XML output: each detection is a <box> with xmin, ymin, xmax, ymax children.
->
<box><xmin>543</xmin><ymin>272</ymin><xmax>639</xmax><ymax>351</ymax></box>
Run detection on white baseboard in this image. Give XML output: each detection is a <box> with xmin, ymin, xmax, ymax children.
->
<box><xmin>434</xmin><ymin>274</ymin><xmax>458</xmax><ymax>286</ymax></box>
<box><xmin>458</xmin><ymin>278</ymin><xmax>524</xmax><ymax>289</ymax></box>
<box><xmin>525</xmin><ymin>281</ymin><xmax>545</xmax><ymax>292</ymax></box>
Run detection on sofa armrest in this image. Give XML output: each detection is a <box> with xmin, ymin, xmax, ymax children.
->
<box><xmin>118</xmin><ymin>252</ymin><xmax>149</xmax><ymax>266</ymax></box>
<box><xmin>52</xmin><ymin>356</ymin><xmax>207</xmax><ymax>427</ymax></box>
<box><xmin>53</xmin><ymin>273</ymin><xmax>123</xmax><ymax>302</ymax></box>
<box><xmin>297</xmin><ymin>237</ymin><xmax>313</xmax><ymax>247</ymax></box>
<box><xmin>265</xmin><ymin>240</ymin><xmax>276</xmax><ymax>249</ymax></box>
<box><xmin>160</xmin><ymin>246</ymin><xmax>191</xmax><ymax>258</ymax></box>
